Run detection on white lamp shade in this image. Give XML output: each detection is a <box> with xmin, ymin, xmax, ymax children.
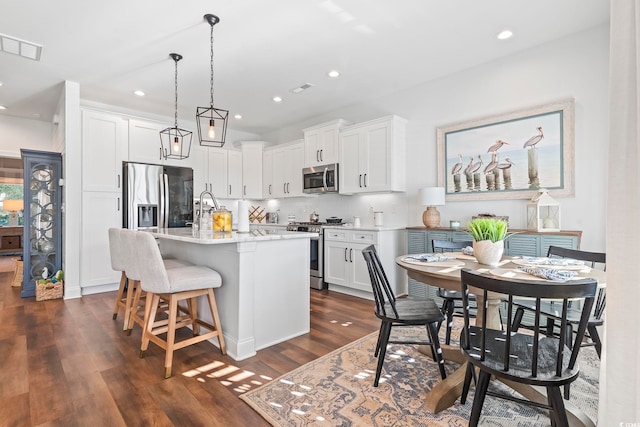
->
<box><xmin>419</xmin><ymin>187</ymin><xmax>445</xmax><ymax>206</ymax></box>
<box><xmin>3</xmin><ymin>199</ymin><xmax>23</xmax><ymax>211</ymax></box>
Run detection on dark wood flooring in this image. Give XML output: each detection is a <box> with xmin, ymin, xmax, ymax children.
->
<box><xmin>0</xmin><ymin>269</ymin><xmax>379</xmax><ymax>426</ymax></box>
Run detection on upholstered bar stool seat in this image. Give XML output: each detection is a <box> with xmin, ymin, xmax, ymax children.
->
<box><xmin>131</xmin><ymin>230</ymin><xmax>226</xmax><ymax>378</ymax></box>
<box><xmin>109</xmin><ymin>227</ymin><xmax>192</xmax><ymax>332</ymax></box>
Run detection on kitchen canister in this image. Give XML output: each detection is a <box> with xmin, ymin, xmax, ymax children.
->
<box><xmin>374</xmin><ymin>211</ymin><xmax>384</xmax><ymax>226</ymax></box>
<box><xmin>353</xmin><ymin>216</ymin><xmax>361</xmax><ymax>228</ymax></box>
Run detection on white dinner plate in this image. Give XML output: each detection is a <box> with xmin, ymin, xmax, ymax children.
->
<box><xmin>489</xmin><ymin>268</ymin><xmax>584</xmax><ymax>281</ymax></box>
<box><xmin>401</xmin><ymin>258</ymin><xmax>465</xmax><ymax>268</ymax></box>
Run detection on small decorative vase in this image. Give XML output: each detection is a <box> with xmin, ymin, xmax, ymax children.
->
<box><xmin>473</xmin><ymin>240</ymin><xmax>504</xmax><ymax>266</ymax></box>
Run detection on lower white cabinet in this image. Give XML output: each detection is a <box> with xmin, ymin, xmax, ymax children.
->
<box><xmin>324</xmin><ymin>228</ymin><xmax>403</xmax><ymax>298</ymax></box>
<box><xmin>80</xmin><ymin>191</ymin><xmax>122</xmax><ymax>289</ymax></box>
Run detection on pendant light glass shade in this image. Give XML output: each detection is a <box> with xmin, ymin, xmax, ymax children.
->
<box><xmin>197</xmin><ymin>14</ymin><xmax>228</xmax><ymax>148</ymax></box>
<box><xmin>160</xmin><ymin>53</ymin><xmax>192</xmax><ymax>160</ymax></box>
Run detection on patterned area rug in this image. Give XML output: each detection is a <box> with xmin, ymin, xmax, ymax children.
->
<box><xmin>240</xmin><ymin>320</ymin><xmax>600</xmax><ymax>426</ymax></box>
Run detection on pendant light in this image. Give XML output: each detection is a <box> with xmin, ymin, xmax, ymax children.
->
<box><xmin>160</xmin><ymin>53</ymin><xmax>192</xmax><ymax>160</ymax></box>
<box><xmin>196</xmin><ymin>14</ymin><xmax>228</xmax><ymax>148</ymax></box>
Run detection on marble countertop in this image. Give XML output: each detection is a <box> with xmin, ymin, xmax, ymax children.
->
<box><xmin>150</xmin><ymin>227</ymin><xmax>317</xmax><ymax>245</ymax></box>
<box><xmin>322</xmin><ymin>224</ymin><xmax>405</xmax><ymax>231</ymax></box>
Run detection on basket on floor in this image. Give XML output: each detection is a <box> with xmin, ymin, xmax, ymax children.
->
<box><xmin>36</xmin><ymin>280</ymin><xmax>63</xmax><ymax>301</ymax></box>
<box><xmin>11</xmin><ymin>259</ymin><xmax>23</xmax><ymax>288</ymax></box>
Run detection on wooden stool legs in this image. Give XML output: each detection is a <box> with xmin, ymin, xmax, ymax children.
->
<box><xmin>139</xmin><ymin>288</ymin><xmax>226</xmax><ymax>378</ymax></box>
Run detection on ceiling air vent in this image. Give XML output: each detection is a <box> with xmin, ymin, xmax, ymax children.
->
<box><xmin>290</xmin><ymin>83</ymin><xmax>314</xmax><ymax>94</ymax></box>
<box><xmin>0</xmin><ymin>33</ymin><xmax>43</xmax><ymax>61</ymax></box>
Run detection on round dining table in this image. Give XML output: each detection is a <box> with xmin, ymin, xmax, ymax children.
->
<box><xmin>396</xmin><ymin>254</ymin><xmax>606</xmax><ymax>427</ymax></box>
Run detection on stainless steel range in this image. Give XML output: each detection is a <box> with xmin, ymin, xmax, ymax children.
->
<box><xmin>287</xmin><ymin>221</ymin><xmax>329</xmax><ymax>290</ymax></box>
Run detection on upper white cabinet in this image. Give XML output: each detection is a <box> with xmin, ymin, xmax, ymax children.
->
<box><xmin>240</xmin><ymin>141</ymin><xmax>264</xmax><ymax>199</ymax></box>
<box><xmin>81</xmin><ymin>109</ymin><xmax>128</xmax><ymax>192</ymax></box>
<box><xmin>303</xmin><ymin>119</ymin><xmax>351</xmax><ymax>167</ymax></box>
<box><xmin>339</xmin><ymin>115</ymin><xmax>407</xmax><ymax>194</ymax></box>
<box><xmin>262</xmin><ymin>149</ymin><xmax>274</xmax><ymax>198</ymax></box>
<box><xmin>227</xmin><ymin>149</ymin><xmax>243</xmax><ymax>199</ymax></box>
<box><xmin>269</xmin><ymin>140</ymin><xmax>305</xmax><ymax>198</ymax></box>
<box><xmin>128</xmin><ymin>118</ymin><xmax>195</xmax><ymax>167</ymax></box>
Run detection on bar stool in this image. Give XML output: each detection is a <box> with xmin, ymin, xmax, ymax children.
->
<box><xmin>127</xmin><ymin>229</ymin><xmax>226</xmax><ymax>378</ymax></box>
<box><xmin>108</xmin><ymin>227</ymin><xmax>191</xmax><ymax>332</ymax></box>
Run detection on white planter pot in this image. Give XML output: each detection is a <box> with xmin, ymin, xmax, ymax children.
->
<box><xmin>473</xmin><ymin>240</ymin><xmax>504</xmax><ymax>266</ymax></box>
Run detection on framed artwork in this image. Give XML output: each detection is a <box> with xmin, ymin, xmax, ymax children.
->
<box><xmin>437</xmin><ymin>98</ymin><xmax>574</xmax><ymax>201</ymax></box>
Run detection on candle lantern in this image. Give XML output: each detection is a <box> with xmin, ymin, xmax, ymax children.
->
<box><xmin>526</xmin><ymin>189</ymin><xmax>560</xmax><ymax>232</ymax></box>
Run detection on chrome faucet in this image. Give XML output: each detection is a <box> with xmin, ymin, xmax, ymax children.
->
<box><xmin>199</xmin><ymin>190</ymin><xmax>220</xmax><ymax>211</ymax></box>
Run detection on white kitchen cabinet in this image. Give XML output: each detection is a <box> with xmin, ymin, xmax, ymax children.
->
<box><xmin>271</xmin><ymin>140</ymin><xmax>304</xmax><ymax>198</ymax></box>
<box><xmin>262</xmin><ymin>149</ymin><xmax>275</xmax><ymax>198</ymax></box>
<box><xmin>81</xmin><ymin>109</ymin><xmax>128</xmax><ymax>192</ymax></box>
<box><xmin>303</xmin><ymin>119</ymin><xmax>351</xmax><ymax>167</ymax></box>
<box><xmin>128</xmin><ymin>118</ymin><xmax>195</xmax><ymax>167</ymax></box>
<box><xmin>240</xmin><ymin>141</ymin><xmax>264</xmax><ymax>199</ymax></box>
<box><xmin>80</xmin><ymin>191</ymin><xmax>122</xmax><ymax>290</ymax></box>
<box><xmin>192</xmin><ymin>147</ymin><xmax>242</xmax><ymax>199</ymax></box>
<box><xmin>339</xmin><ymin>115</ymin><xmax>407</xmax><ymax>194</ymax></box>
<box><xmin>324</xmin><ymin>228</ymin><xmax>404</xmax><ymax>299</ymax></box>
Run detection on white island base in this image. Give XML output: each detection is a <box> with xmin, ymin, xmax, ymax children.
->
<box><xmin>152</xmin><ymin>228</ymin><xmax>312</xmax><ymax>361</ymax></box>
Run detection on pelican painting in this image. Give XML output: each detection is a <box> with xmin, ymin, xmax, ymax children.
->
<box><xmin>487</xmin><ymin>139</ymin><xmax>509</xmax><ymax>153</ymax></box>
<box><xmin>483</xmin><ymin>152</ymin><xmax>498</xmax><ymax>174</ymax></box>
<box><xmin>497</xmin><ymin>157</ymin><xmax>515</xmax><ymax>169</ymax></box>
<box><xmin>451</xmin><ymin>153</ymin><xmax>463</xmax><ymax>175</ymax></box>
<box><xmin>523</xmin><ymin>126</ymin><xmax>544</xmax><ymax>149</ymax></box>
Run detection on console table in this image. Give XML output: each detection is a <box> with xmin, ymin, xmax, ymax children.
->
<box><xmin>0</xmin><ymin>226</ymin><xmax>23</xmax><ymax>255</ymax></box>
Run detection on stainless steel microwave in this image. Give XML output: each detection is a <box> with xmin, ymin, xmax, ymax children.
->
<box><xmin>303</xmin><ymin>164</ymin><xmax>338</xmax><ymax>194</ymax></box>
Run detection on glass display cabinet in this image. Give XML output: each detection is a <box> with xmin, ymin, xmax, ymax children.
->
<box><xmin>20</xmin><ymin>149</ymin><xmax>62</xmax><ymax>298</ymax></box>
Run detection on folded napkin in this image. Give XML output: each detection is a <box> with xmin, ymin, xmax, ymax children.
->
<box><xmin>517</xmin><ymin>266</ymin><xmax>578</xmax><ymax>282</ymax></box>
<box><xmin>522</xmin><ymin>256</ymin><xmax>584</xmax><ymax>267</ymax></box>
<box><xmin>462</xmin><ymin>246</ymin><xmax>474</xmax><ymax>256</ymax></box>
<box><xmin>405</xmin><ymin>253</ymin><xmax>454</xmax><ymax>263</ymax></box>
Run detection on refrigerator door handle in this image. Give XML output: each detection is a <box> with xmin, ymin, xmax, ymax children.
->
<box><xmin>160</xmin><ymin>173</ymin><xmax>169</xmax><ymax>228</ymax></box>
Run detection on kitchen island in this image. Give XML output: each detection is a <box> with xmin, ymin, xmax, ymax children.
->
<box><xmin>150</xmin><ymin>227</ymin><xmax>317</xmax><ymax>360</ymax></box>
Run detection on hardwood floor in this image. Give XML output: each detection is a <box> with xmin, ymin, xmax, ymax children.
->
<box><xmin>0</xmin><ymin>268</ymin><xmax>379</xmax><ymax>426</ymax></box>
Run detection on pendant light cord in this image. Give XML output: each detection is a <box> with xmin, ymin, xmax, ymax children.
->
<box><xmin>209</xmin><ymin>22</ymin><xmax>215</xmax><ymax>108</ymax></box>
<box><xmin>174</xmin><ymin>56</ymin><xmax>179</xmax><ymax>128</ymax></box>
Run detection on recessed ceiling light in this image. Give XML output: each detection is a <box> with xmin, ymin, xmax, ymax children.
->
<box><xmin>497</xmin><ymin>30</ymin><xmax>513</xmax><ymax>40</ymax></box>
<box><xmin>0</xmin><ymin>105</ymin><xmax>7</xmax><ymax>110</ymax></box>
<box><xmin>234</xmin><ymin>114</ymin><xmax>242</xmax><ymax>119</ymax></box>
<box><xmin>133</xmin><ymin>90</ymin><xmax>145</xmax><ymax>97</ymax></box>
<box><xmin>0</xmin><ymin>82</ymin><xmax>3</xmax><ymax>87</ymax></box>
<box><xmin>328</xmin><ymin>70</ymin><xmax>340</xmax><ymax>78</ymax></box>
<box><xmin>273</xmin><ymin>96</ymin><xmax>283</xmax><ymax>103</ymax></box>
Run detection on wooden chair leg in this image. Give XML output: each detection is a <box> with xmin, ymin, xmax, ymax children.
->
<box><xmin>188</xmin><ymin>297</ymin><xmax>200</xmax><ymax>335</ymax></box>
<box><xmin>374</xmin><ymin>321</ymin><xmax>392</xmax><ymax>387</ymax></box>
<box><xmin>206</xmin><ymin>289</ymin><xmax>226</xmax><ymax>355</ymax></box>
<box><xmin>587</xmin><ymin>323</ymin><xmax>602</xmax><ymax>359</ymax></box>
<box><xmin>512</xmin><ymin>307</ymin><xmax>524</xmax><ymax>332</ymax></box>
<box><xmin>445</xmin><ymin>300</ymin><xmax>455</xmax><ymax>345</ymax></box>
<box><xmin>427</xmin><ymin>322</ymin><xmax>446</xmax><ymax>380</ymax></box>
<box><xmin>122</xmin><ymin>276</ymin><xmax>136</xmax><ymax>332</ymax></box>
<box><xmin>164</xmin><ymin>295</ymin><xmax>179</xmax><ymax>378</ymax></box>
<box><xmin>547</xmin><ymin>386</ymin><xmax>569</xmax><ymax>427</ymax></box>
<box><xmin>112</xmin><ymin>272</ymin><xmax>127</xmax><ymax>320</ymax></box>
<box><xmin>127</xmin><ymin>280</ymin><xmax>143</xmax><ymax>334</ymax></box>
<box><xmin>140</xmin><ymin>293</ymin><xmax>160</xmax><ymax>357</ymax></box>
<box><xmin>460</xmin><ymin>363</ymin><xmax>474</xmax><ymax>404</ymax></box>
<box><xmin>469</xmin><ymin>370</ymin><xmax>491</xmax><ymax>427</ymax></box>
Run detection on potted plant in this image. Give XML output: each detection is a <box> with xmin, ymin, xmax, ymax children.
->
<box><xmin>466</xmin><ymin>218</ymin><xmax>512</xmax><ymax>266</ymax></box>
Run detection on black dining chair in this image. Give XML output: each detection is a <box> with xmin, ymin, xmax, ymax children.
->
<box><xmin>512</xmin><ymin>246</ymin><xmax>606</xmax><ymax>357</ymax></box>
<box><xmin>431</xmin><ymin>239</ymin><xmax>474</xmax><ymax>345</ymax></box>
<box><xmin>458</xmin><ymin>268</ymin><xmax>598</xmax><ymax>427</ymax></box>
<box><xmin>361</xmin><ymin>245</ymin><xmax>447</xmax><ymax>387</ymax></box>
<box><xmin>511</xmin><ymin>246</ymin><xmax>606</xmax><ymax>399</ymax></box>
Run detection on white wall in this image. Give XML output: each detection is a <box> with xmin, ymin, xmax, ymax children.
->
<box><xmin>0</xmin><ymin>115</ymin><xmax>53</xmax><ymax>158</ymax></box>
<box><xmin>261</xmin><ymin>26</ymin><xmax>610</xmax><ymax>251</ymax></box>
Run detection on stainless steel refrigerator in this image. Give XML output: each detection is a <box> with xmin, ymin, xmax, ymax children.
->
<box><xmin>122</xmin><ymin>162</ymin><xmax>193</xmax><ymax>229</ymax></box>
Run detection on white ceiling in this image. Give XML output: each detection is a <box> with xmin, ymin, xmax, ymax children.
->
<box><xmin>0</xmin><ymin>1</ymin><xmax>609</xmax><ymax>135</ymax></box>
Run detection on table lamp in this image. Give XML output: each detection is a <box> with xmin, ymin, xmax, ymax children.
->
<box><xmin>419</xmin><ymin>187</ymin><xmax>445</xmax><ymax>228</ymax></box>
<box><xmin>3</xmin><ymin>199</ymin><xmax>24</xmax><ymax>226</ymax></box>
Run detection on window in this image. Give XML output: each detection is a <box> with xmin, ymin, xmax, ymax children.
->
<box><xmin>0</xmin><ymin>184</ymin><xmax>24</xmax><ymax>226</ymax></box>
